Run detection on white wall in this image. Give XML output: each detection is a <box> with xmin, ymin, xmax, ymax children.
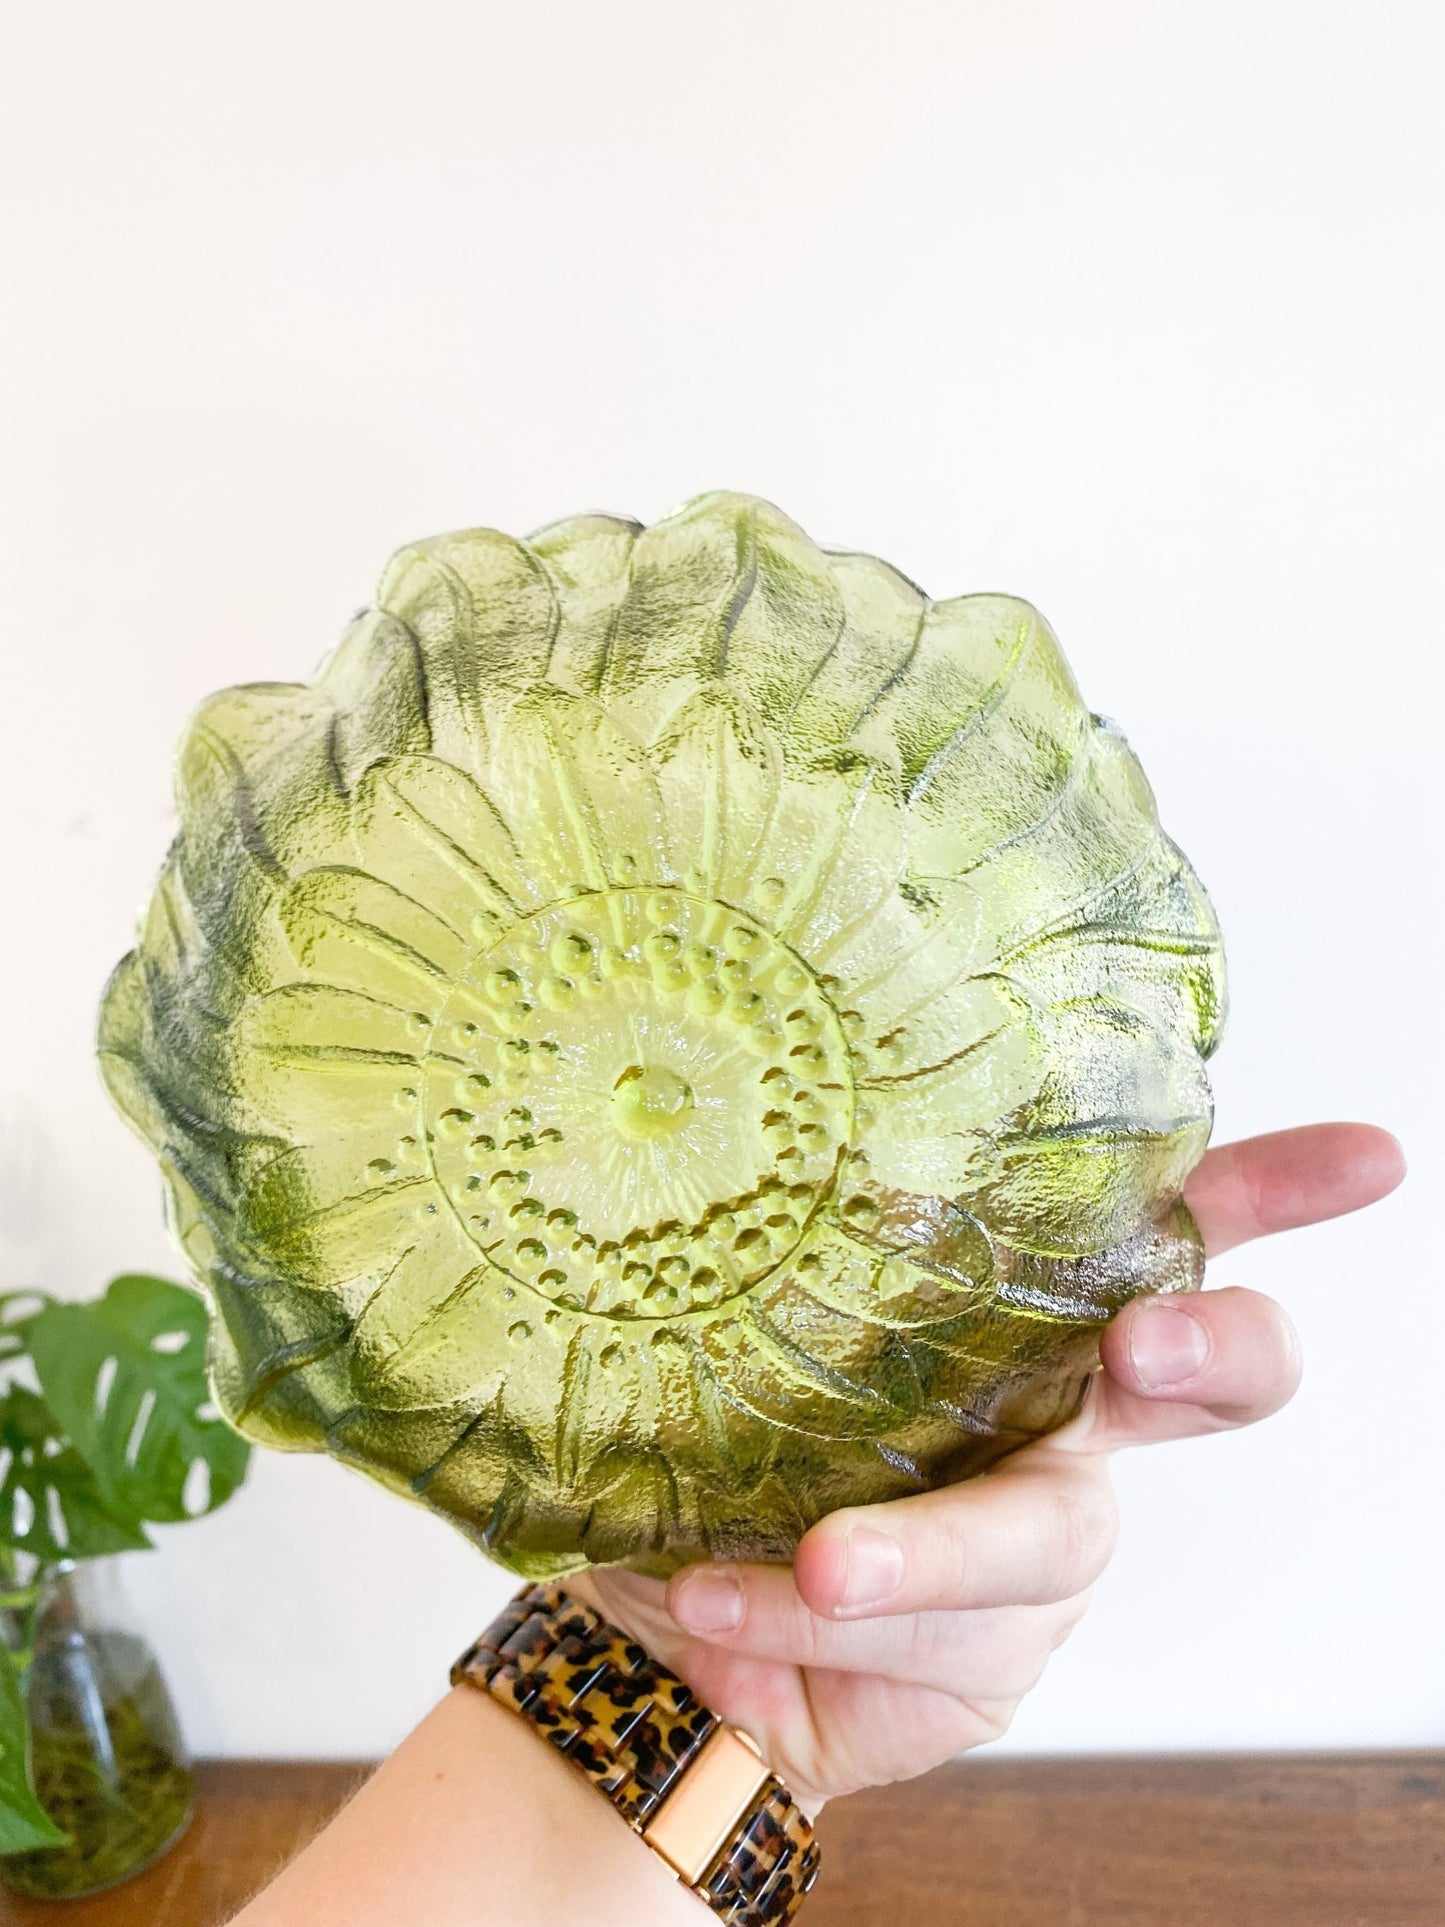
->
<box><xmin>1</xmin><ymin>0</ymin><xmax>1440</xmax><ymax>1760</ymax></box>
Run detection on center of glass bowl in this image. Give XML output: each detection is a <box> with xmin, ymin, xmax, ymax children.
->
<box><xmin>424</xmin><ymin>887</ymin><xmax>855</xmax><ymax>1319</ymax></box>
<box><xmin>609</xmin><ymin>1063</ymin><xmax>695</xmax><ymax>1141</ymax></box>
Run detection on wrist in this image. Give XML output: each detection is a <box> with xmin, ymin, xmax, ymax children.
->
<box><xmin>574</xmin><ymin>1567</ymin><xmax>829</xmax><ymax>1821</ymax></box>
<box><xmin>452</xmin><ymin>1580</ymin><xmax>822</xmax><ymax>1922</ymax></box>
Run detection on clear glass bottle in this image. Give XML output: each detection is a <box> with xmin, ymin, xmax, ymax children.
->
<box><xmin>0</xmin><ymin>1559</ymin><xmax>194</xmax><ymax>1899</ymax></box>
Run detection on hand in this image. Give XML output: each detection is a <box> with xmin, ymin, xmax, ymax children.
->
<box><xmin>575</xmin><ymin>1123</ymin><xmax>1405</xmax><ymax>1814</ymax></box>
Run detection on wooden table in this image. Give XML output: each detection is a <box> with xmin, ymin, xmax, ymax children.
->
<box><xmin>1</xmin><ymin>1754</ymin><xmax>1439</xmax><ymax>1925</ymax></box>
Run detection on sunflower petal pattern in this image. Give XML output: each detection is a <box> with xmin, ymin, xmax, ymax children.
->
<box><xmin>99</xmin><ymin>493</ymin><xmax>1225</xmax><ymax>1578</ymax></box>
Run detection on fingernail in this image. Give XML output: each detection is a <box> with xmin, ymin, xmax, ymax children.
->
<box><xmin>1128</xmin><ymin>1298</ymin><xmax>1210</xmax><ymax>1391</ymax></box>
<box><xmin>670</xmin><ymin>1569</ymin><xmax>744</xmax><ymax>1633</ymax></box>
<box><xmin>836</xmin><ymin>1526</ymin><xmax>905</xmax><ymax>1613</ymax></box>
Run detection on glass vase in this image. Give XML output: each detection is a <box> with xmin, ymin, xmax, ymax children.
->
<box><xmin>0</xmin><ymin>1559</ymin><xmax>194</xmax><ymax>1899</ymax></box>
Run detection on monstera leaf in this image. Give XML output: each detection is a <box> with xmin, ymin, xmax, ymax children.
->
<box><xmin>27</xmin><ymin>1276</ymin><xmax>249</xmax><ymax>1529</ymax></box>
<box><xmin>0</xmin><ymin>1275</ymin><xmax>248</xmax><ymax>1858</ymax></box>
<box><xmin>99</xmin><ymin>493</ymin><xmax>1225</xmax><ymax>1578</ymax></box>
<box><xmin>0</xmin><ymin>1295</ymin><xmax>44</xmax><ymax>1368</ymax></box>
<box><xmin>0</xmin><ymin>1384</ymin><xmax>149</xmax><ymax>1563</ymax></box>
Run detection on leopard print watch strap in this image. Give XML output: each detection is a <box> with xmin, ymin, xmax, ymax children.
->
<box><xmin>452</xmin><ymin>1582</ymin><xmax>822</xmax><ymax>1923</ymax></box>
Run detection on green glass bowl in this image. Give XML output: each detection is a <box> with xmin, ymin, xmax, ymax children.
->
<box><xmin>99</xmin><ymin>493</ymin><xmax>1224</xmax><ymax>1577</ymax></box>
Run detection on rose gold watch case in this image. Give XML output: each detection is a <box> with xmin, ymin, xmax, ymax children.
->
<box><xmin>644</xmin><ymin>1724</ymin><xmax>772</xmax><ymax>1885</ymax></box>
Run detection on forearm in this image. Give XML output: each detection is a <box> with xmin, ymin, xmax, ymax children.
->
<box><xmin>228</xmin><ymin>1684</ymin><xmax>701</xmax><ymax>1927</ymax></box>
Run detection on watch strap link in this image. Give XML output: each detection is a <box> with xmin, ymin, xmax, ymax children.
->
<box><xmin>452</xmin><ymin>1582</ymin><xmax>821</xmax><ymax>1923</ymax></box>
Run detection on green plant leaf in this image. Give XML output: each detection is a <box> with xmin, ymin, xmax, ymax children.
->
<box><xmin>0</xmin><ymin>1292</ymin><xmax>47</xmax><ymax>1366</ymax></box>
<box><xmin>28</xmin><ymin>1275</ymin><xmax>249</xmax><ymax>1527</ymax></box>
<box><xmin>0</xmin><ymin>1644</ymin><xmax>66</xmax><ymax>1853</ymax></box>
<box><xmin>0</xmin><ymin>1386</ymin><xmax>149</xmax><ymax>1561</ymax></box>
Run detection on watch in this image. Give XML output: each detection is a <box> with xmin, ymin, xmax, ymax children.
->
<box><xmin>451</xmin><ymin>1582</ymin><xmax>822</xmax><ymax>1923</ymax></box>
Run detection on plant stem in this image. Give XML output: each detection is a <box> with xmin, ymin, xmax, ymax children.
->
<box><xmin>14</xmin><ymin>1564</ymin><xmax>46</xmax><ymax>1683</ymax></box>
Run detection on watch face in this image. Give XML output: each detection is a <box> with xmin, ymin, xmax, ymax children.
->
<box><xmin>101</xmin><ymin>493</ymin><xmax>1223</xmax><ymax>1576</ymax></box>
<box><xmin>643</xmin><ymin>1723</ymin><xmax>771</xmax><ymax>1885</ymax></box>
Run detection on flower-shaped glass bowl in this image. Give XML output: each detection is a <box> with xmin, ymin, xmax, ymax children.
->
<box><xmin>100</xmin><ymin>494</ymin><xmax>1225</xmax><ymax>1578</ymax></box>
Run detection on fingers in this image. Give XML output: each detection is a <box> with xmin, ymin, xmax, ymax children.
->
<box><xmin>797</xmin><ymin>1458</ymin><xmax>1117</xmax><ymax>1619</ymax></box>
<box><xmin>1184</xmin><ymin>1122</ymin><xmax>1405</xmax><ymax>1257</ymax></box>
<box><xmin>1058</xmin><ymin>1285</ymin><xmax>1303</xmax><ymax>1455</ymax></box>
<box><xmin>648</xmin><ymin>1559</ymin><xmax>1089</xmax><ymax>1696</ymax></box>
<box><xmin>580</xmin><ymin>1569</ymin><xmax>1018</xmax><ymax>1810</ymax></box>
<box><xmin>681</xmin><ymin>1650</ymin><xmax>1006</xmax><ymax>1809</ymax></box>
<box><xmin>659</xmin><ymin>1453</ymin><xmax>1114</xmax><ymax>1633</ymax></box>
<box><xmin>687</xmin><ymin>1567</ymin><xmax>1067</xmax><ymax>1691</ymax></box>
